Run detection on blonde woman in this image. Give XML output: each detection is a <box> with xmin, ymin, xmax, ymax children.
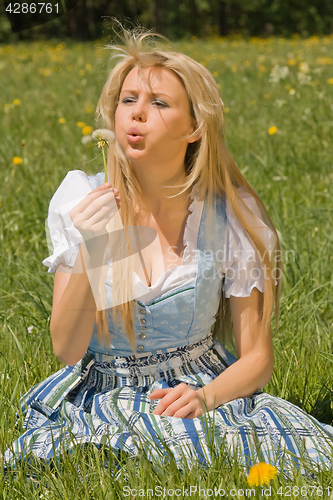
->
<box><xmin>6</xmin><ymin>28</ymin><xmax>333</xmax><ymax>473</ymax></box>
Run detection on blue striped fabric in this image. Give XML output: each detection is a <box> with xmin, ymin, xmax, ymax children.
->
<box><xmin>5</xmin><ymin>335</ymin><xmax>333</xmax><ymax>476</ymax></box>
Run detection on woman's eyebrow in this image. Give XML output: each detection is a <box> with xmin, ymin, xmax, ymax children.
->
<box><xmin>120</xmin><ymin>89</ymin><xmax>174</xmax><ymax>100</ymax></box>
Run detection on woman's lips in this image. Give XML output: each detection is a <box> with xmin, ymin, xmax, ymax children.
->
<box><xmin>127</xmin><ymin>127</ymin><xmax>143</xmax><ymax>144</ymax></box>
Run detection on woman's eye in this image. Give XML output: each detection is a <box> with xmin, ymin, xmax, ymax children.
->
<box><xmin>122</xmin><ymin>97</ymin><xmax>136</xmax><ymax>104</ymax></box>
<box><xmin>152</xmin><ymin>100</ymin><xmax>168</xmax><ymax>107</ymax></box>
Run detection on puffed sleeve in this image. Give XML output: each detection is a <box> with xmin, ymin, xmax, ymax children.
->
<box><xmin>222</xmin><ymin>188</ymin><xmax>277</xmax><ymax>298</ymax></box>
<box><xmin>42</xmin><ymin>170</ymin><xmax>104</xmax><ymax>273</ymax></box>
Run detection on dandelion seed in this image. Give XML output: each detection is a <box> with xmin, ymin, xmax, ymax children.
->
<box><xmin>247</xmin><ymin>462</ymin><xmax>277</xmax><ymax>487</ymax></box>
<box><xmin>27</xmin><ymin>326</ymin><xmax>33</xmax><ymax>333</ymax></box>
<box><xmin>289</xmin><ymin>89</ymin><xmax>296</xmax><ymax>95</ymax></box>
<box><xmin>268</xmin><ymin>126</ymin><xmax>278</xmax><ymax>135</ymax></box>
<box><xmin>92</xmin><ymin>129</ymin><xmax>115</xmax><ymax>182</ymax></box>
<box><xmin>13</xmin><ymin>156</ymin><xmax>23</xmax><ymax>164</ymax></box>
<box><xmin>58</xmin><ymin>117</ymin><xmax>66</xmax><ymax>124</ymax></box>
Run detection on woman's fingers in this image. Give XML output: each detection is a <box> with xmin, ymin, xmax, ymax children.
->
<box><xmin>150</xmin><ymin>384</ymin><xmax>205</xmax><ymax>419</ymax></box>
<box><xmin>151</xmin><ymin>384</ymin><xmax>189</xmax><ymax>414</ymax></box>
<box><xmin>149</xmin><ymin>388</ymin><xmax>173</xmax><ymax>399</ymax></box>
<box><xmin>69</xmin><ymin>183</ymin><xmax>120</xmax><ymax>241</ymax></box>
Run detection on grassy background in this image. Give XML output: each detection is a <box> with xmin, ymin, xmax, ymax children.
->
<box><xmin>1</xmin><ymin>35</ymin><xmax>333</xmax><ymax>498</ymax></box>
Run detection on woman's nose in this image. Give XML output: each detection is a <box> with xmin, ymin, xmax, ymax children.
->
<box><xmin>132</xmin><ymin>101</ymin><xmax>147</xmax><ymax>122</ymax></box>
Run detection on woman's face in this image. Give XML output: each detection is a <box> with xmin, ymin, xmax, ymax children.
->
<box><xmin>114</xmin><ymin>65</ymin><xmax>197</xmax><ymax>170</ymax></box>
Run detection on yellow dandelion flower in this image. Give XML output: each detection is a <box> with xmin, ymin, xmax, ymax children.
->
<box><xmin>13</xmin><ymin>156</ymin><xmax>23</xmax><ymax>164</ymax></box>
<box><xmin>231</xmin><ymin>65</ymin><xmax>237</xmax><ymax>73</ymax></box>
<box><xmin>58</xmin><ymin>117</ymin><xmax>66</xmax><ymax>124</ymax></box>
<box><xmin>79</xmin><ymin>69</ymin><xmax>85</xmax><ymax>76</ymax></box>
<box><xmin>247</xmin><ymin>462</ymin><xmax>278</xmax><ymax>487</ymax></box>
<box><xmin>76</xmin><ymin>121</ymin><xmax>86</xmax><ymax>128</ymax></box>
<box><xmin>328</xmin><ymin>78</ymin><xmax>333</xmax><ymax>85</ymax></box>
<box><xmin>85</xmin><ymin>63</ymin><xmax>92</xmax><ymax>71</ymax></box>
<box><xmin>264</xmin><ymin>93</ymin><xmax>270</xmax><ymax>99</ymax></box>
<box><xmin>243</xmin><ymin>60</ymin><xmax>250</xmax><ymax>66</ymax></box>
<box><xmin>287</xmin><ymin>58</ymin><xmax>297</xmax><ymax>66</ymax></box>
<box><xmin>268</xmin><ymin>126</ymin><xmax>278</xmax><ymax>135</ymax></box>
<box><xmin>224</xmin><ymin>107</ymin><xmax>230</xmax><ymax>113</ymax></box>
<box><xmin>289</xmin><ymin>89</ymin><xmax>296</xmax><ymax>95</ymax></box>
<box><xmin>82</xmin><ymin>125</ymin><xmax>93</xmax><ymax>135</ymax></box>
<box><xmin>85</xmin><ymin>104</ymin><xmax>93</xmax><ymax>114</ymax></box>
<box><xmin>212</xmin><ymin>71</ymin><xmax>218</xmax><ymax>77</ymax></box>
<box><xmin>13</xmin><ymin>99</ymin><xmax>21</xmax><ymax>105</ymax></box>
<box><xmin>40</xmin><ymin>68</ymin><xmax>52</xmax><ymax>76</ymax></box>
<box><xmin>56</xmin><ymin>42</ymin><xmax>66</xmax><ymax>51</ymax></box>
<box><xmin>250</xmin><ymin>100</ymin><xmax>256</xmax><ymax>106</ymax></box>
<box><xmin>76</xmin><ymin>89</ymin><xmax>82</xmax><ymax>95</ymax></box>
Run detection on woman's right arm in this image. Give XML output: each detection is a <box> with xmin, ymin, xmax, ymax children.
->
<box><xmin>50</xmin><ymin>183</ymin><xmax>120</xmax><ymax>366</ymax></box>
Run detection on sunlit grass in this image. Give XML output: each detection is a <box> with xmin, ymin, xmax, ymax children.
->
<box><xmin>1</xmin><ymin>35</ymin><xmax>333</xmax><ymax>498</ymax></box>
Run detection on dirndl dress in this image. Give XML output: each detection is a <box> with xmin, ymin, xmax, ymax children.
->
<box><xmin>4</xmin><ymin>171</ymin><xmax>333</xmax><ymax>476</ymax></box>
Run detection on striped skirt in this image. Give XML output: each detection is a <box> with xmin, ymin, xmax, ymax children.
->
<box><xmin>4</xmin><ymin>335</ymin><xmax>333</xmax><ymax>475</ymax></box>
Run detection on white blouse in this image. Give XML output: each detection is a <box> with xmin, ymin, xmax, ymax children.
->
<box><xmin>43</xmin><ymin>170</ymin><xmax>276</xmax><ymax>302</ymax></box>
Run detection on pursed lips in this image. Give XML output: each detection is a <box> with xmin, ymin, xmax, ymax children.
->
<box><xmin>127</xmin><ymin>127</ymin><xmax>144</xmax><ymax>144</ymax></box>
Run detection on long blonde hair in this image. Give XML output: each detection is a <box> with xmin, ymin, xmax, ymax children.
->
<box><xmin>95</xmin><ymin>26</ymin><xmax>281</xmax><ymax>353</ymax></box>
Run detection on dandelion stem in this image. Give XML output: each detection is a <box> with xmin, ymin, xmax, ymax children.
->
<box><xmin>102</xmin><ymin>147</ymin><xmax>107</xmax><ymax>183</ymax></box>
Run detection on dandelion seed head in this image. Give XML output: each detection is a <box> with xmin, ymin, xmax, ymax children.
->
<box><xmin>92</xmin><ymin>129</ymin><xmax>115</xmax><ymax>145</ymax></box>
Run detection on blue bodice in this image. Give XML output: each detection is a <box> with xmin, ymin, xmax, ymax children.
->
<box><xmin>88</xmin><ymin>187</ymin><xmax>227</xmax><ymax>357</ymax></box>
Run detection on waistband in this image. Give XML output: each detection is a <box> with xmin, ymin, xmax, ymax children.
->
<box><xmin>88</xmin><ymin>334</ymin><xmax>214</xmax><ymax>366</ymax></box>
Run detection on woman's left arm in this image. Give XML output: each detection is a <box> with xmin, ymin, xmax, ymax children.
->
<box><xmin>150</xmin><ymin>287</ymin><xmax>274</xmax><ymax>419</ymax></box>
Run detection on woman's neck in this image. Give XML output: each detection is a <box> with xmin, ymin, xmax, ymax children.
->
<box><xmin>133</xmin><ymin>163</ymin><xmax>190</xmax><ymax>218</ymax></box>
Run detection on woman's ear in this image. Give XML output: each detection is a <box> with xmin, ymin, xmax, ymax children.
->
<box><xmin>188</xmin><ymin>120</ymin><xmax>201</xmax><ymax>144</ymax></box>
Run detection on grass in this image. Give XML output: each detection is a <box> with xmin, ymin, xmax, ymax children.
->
<box><xmin>1</xmin><ymin>34</ymin><xmax>333</xmax><ymax>498</ymax></box>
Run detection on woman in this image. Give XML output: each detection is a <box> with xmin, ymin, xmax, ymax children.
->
<box><xmin>5</xmin><ymin>28</ymin><xmax>333</xmax><ymax>474</ymax></box>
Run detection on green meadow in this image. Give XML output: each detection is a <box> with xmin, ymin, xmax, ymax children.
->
<box><xmin>1</xmin><ymin>35</ymin><xmax>333</xmax><ymax>498</ymax></box>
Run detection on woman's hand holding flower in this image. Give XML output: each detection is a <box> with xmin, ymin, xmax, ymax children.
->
<box><xmin>149</xmin><ymin>383</ymin><xmax>207</xmax><ymax>419</ymax></box>
<box><xmin>69</xmin><ymin>183</ymin><xmax>120</xmax><ymax>269</ymax></box>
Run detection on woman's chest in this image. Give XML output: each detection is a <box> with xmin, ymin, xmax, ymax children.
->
<box><xmin>135</xmin><ymin>211</ymin><xmax>189</xmax><ymax>288</ymax></box>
